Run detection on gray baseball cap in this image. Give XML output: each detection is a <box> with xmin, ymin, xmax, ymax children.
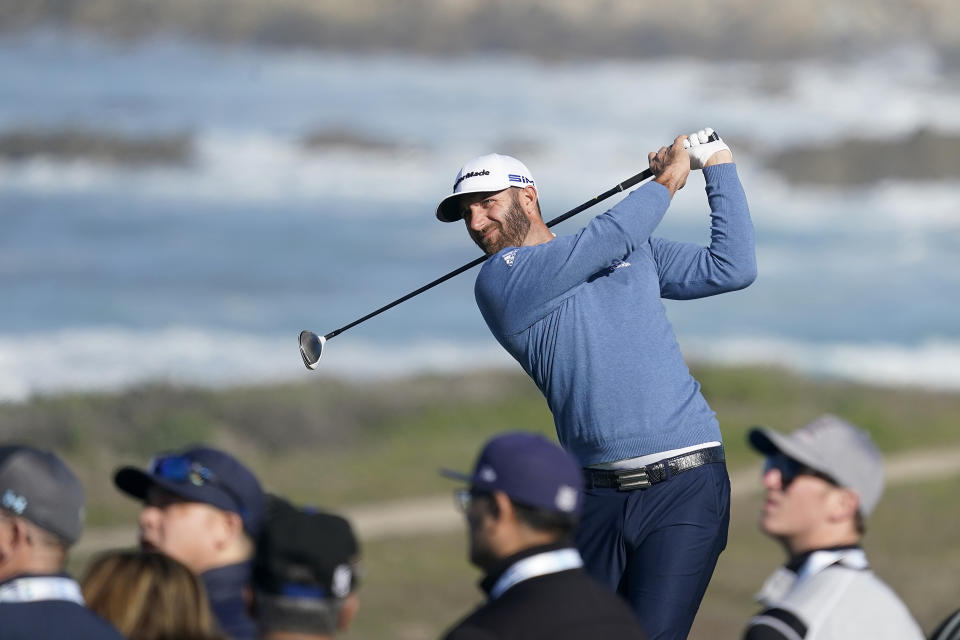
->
<box><xmin>748</xmin><ymin>414</ymin><xmax>885</xmax><ymax>517</ymax></box>
<box><xmin>0</xmin><ymin>445</ymin><xmax>85</xmax><ymax>545</ymax></box>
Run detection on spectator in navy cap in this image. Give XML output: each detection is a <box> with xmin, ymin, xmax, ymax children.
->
<box><xmin>114</xmin><ymin>446</ymin><xmax>266</xmax><ymax>640</ymax></box>
<box><xmin>439</xmin><ymin>432</ymin><xmax>646</xmax><ymax>640</ymax></box>
<box><xmin>1</xmin><ymin>444</ymin><xmax>124</xmax><ymax>640</ymax></box>
<box><xmin>252</xmin><ymin>496</ymin><xmax>361</xmax><ymax>639</ymax></box>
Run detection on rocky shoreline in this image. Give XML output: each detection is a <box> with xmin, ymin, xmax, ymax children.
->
<box><xmin>0</xmin><ymin>129</ymin><xmax>192</xmax><ymax>166</ymax></box>
<box><xmin>2</xmin><ymin>0</ymin><xmax>958</xmax><ymax>63</ymax></box>
<box><xmin>765</xmin><ymin>128</ymin><xmax>960</xmax><ymax>185</ymax></box>
<box><xmin>4</xmin><ymin>124</ymin><xmax>958</xmax><ymax>187</ymax></box>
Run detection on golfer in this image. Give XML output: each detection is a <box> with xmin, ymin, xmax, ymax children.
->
<box><xmin>435</xmin><ymin>130</ymin><xmax>756</xmax><ymax>639</ymax></box>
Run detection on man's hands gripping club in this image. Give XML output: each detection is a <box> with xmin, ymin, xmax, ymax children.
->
<box><xmin>649</xmin><ymin>128</ymin><xmax>733</xmax><ymax>197</ymax></box>
<box><xmin>684</xmin><ymin>127</ymin><xmax>732</xmax><ymax>169</ymax></box>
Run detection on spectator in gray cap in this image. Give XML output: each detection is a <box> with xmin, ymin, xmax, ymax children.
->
<box><xmin>0</xmin><ymin>444</ymin><xmax>124</xmax><ymax>639</ymax></box>
<box><xmin>439</xmin><ymin>432</ymin><xmax>646</xmax><ymax>639</ymax></box>
<box><xmin>742</xmin><ymin>415</ymin><xmax>924</xmax><ymax>640</ymax></box>
<box><xmin>114</xmin><ymin>445</ymin><xmax>266</xmax><ymax>640</ymax></box>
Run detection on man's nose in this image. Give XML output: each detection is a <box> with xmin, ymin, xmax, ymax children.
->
<box><xmin>138</xmin><ymin>505</ymin><xmax>160</xmax><ymax>529</ymax></box>
<box><xmin>466</xmin><ymin>206</ymin><xmax>487</xmax><ymax>231</ymax></box>
<box><xmin>762</xmin><ymin>467</ymin><xmax>783</xmax><ymax>491</ymax></box>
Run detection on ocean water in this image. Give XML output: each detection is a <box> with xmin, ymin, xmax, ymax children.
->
<box><xmin>1</xmin><ymin>33</ymin><xmax>959</xmax><ymax>401</ymax></box>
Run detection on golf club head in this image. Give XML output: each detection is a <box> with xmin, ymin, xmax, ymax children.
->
<box><xmin>299</xmin><ymin>331</ymin><xmax>326</xmax><ymax>370</ymax></box>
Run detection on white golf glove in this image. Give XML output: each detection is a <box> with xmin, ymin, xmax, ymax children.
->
<box><xmin>683</xmin><ymin>127</ymin><xmax>729</xmax><ymax>170</ymax></box>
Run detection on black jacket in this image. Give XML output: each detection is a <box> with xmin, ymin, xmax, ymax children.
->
<box><xmin>442</xmin><ymin>544</ymin><xmax>646</xmax><ymax>640</ymax></box>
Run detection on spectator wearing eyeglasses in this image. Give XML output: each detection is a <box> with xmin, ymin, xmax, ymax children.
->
<box><xmin>113</xmin><ymin>446</ymin><xmax>266</xmax><ymax>640</ymax></box>
<box><xmin>440</xmin><ymin>432</ymin><xmax>646</xmax><ymax>640</ymax></box>
<box><xmin>742</xmin><ymin>415</ymin><xmax>924</xmax><ymax>640</ymax></box>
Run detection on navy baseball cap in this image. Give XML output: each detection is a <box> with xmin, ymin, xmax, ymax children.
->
<box><xmin>114</xmin><ymin>446</ymin><xmax>266</xmax><ymax>536</ymax></box>
<box><xmin>441</xmin><ymin>432</ymin><xmax>583</xmax><ymax>516</ymax></box>
<box><xmin>0</xmin><ymin>445</ymin><xmax>85</xmax><ymax>545</ymax></box>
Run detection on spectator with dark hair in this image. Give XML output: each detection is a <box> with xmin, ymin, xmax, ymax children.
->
<box><xmin>742</xmin><ymin>415</ymin><xmax>923</xmax><ymax>640</ymax></box>
<box><xmin>113</xmin><ymin>446</ymin><xmax>266</xmax><ymax>640</ymax></box>
<box><xmin>0</xmin><ymin>445</ymin><xmax>125</xmax><ymax>640</ymax></box>
<box><xmin>440</xmin><ymin>432</ymin><xmax>646</xmax><ymax>639</ymax></box>
<box><xmin>252</xmin><ymin>496</ymin><xmax>361</xmax><ymax>639</ymax></box>
<box><xmin>81</xmin><ymin>549</ymin><xmax>225</xmax><ymax>640</ymax></box>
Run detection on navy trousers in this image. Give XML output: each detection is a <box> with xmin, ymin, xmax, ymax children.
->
<box><xmin>574</xmin><ymin>461</ymin><xmax>730</xmax><ymax>640</ymax></box>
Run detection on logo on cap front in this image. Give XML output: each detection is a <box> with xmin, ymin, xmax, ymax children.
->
<box><xmin>332</xmin><ymin>564</ymin><xmax>352</xmax><ymax>598</ymax></box>
<box><xmin>453</xmin><ymin>169</ymin><xmax>491</xmax><ymax>191</ymax></box>
<box><xmin>2</xmin><ymin>489</ymin><xmax>28</xmax><ymax>515</ymax></box>
<box><xmin>555</xmin><ymin>485</ymin><xmax>578</xmax><ymax>513</ymax></box>
<box><xmin>478</xmin><ymin>465</ymin><xmax>497</xmax><ymax>483</ymax></box>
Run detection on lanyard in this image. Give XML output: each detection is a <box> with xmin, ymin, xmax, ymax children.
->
<box><xmin>489</xmin><ymin>548</ymin><xmax>583</xmax><ymax>601</ymax></box>
<box><xmin>0</xmin><ymin>576</ymin><xmax>85</xmax><ymax>605</ymax></box>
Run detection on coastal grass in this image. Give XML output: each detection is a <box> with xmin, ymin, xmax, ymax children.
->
<box><xmin>3</xmin><ymin>364</ymin><xmax>958</xmax><ymax>517</ymax></box>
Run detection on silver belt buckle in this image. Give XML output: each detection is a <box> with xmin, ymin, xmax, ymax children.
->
<box><xmin>616</xmin><ymin>468</ymin><xmax>651</xmax><ymax>491</ymax></box>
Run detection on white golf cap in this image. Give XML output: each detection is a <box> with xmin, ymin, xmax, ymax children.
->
<box><xmin>435</xmin><ymin>153</ymin><xmax>536</xmax><ymax>223</ymax></box>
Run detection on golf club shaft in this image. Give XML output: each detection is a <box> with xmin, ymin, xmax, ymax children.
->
<box><xmin>323</xmin><ymin>166</ymin><xmax>655</xmax><ymax>341</ymax></box>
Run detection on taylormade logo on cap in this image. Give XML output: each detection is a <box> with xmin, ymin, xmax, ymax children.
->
<box><xmin>435</xmin><ymin>153</ymin><xmax>537</xmax><ymax>223</ymax></box>
<box><xmin>453</xmin><ymin>169</ymin><xmax>491</xmax><ymax>190</ymax></box>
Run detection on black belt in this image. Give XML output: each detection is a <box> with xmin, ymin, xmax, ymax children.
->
<box><xmin>583</xmin><ymin>445</ymin><xmax>725</xmax><ymax>491</ymax></box>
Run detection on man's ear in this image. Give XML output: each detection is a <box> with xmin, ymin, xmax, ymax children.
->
<box><xmin>490</xmin><ymin>491</ymin><xmax>516</xmax><ymax>525</ymax></box>
<box><xmin>210</xmin><ymin>509</ymin><xmax>245</xmax><ymax>551</ymax></box>
<box><xmin>0</xmin><ymin>516</ymin><xmax>29</xmax><ymax>565</ymax></box>
<box><xmin>518</xmin><ymin>185</ymin><xmax>540</xmax><ymax>218</ymax></box>
<box><xmin>338</xmin><ymin>593</ymin><xmax>360</xmax><ymax>631</ymax></box>
<box><xmin>829</xmin><ymin>488</ymin><xmax>860</xmax><ymax>523</ymax></box>
<box><xmin>225</xmin><ymin>511</ymin><xmax>245</xmax><ymax>538</ymax></box>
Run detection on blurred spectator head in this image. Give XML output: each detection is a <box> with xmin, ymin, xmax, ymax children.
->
<box><xmin>440</xmin><ymin>431</ymin><xmax>583</xmax><ymax>571</ymax></box>
<box><xmin>253</xmin><ymin>496</ymin><xmax>361</xmax><ymax>639</ymax></box>
<box><xmin>113</xmin><ymin>446</ymin><xmax>265</xmax><ymax>573</ymax></box>
<box><xmin>0</xmin><ymin>445</ymin><xmax>85</xmax><ymax>579</ymax></box>
<box><xmin>81</xmin><ymin>549</ymin><xmax>224</xmax><ymax>640</ymax></box>
<box><xmin>749</xmin><ymin>414</ymin><xmax>885</xmax><ymax>552</ymax></box>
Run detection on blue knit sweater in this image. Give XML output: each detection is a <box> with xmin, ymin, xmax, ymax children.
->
<box><xmin>475</xmin><ymin>163</ymin><xmax>756</xmax><ymax>465</ymax></box>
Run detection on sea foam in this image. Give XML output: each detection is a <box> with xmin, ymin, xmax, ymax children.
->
<box><xmin>2</xmin><ymin>327</ymin><xmax>959</xmax><ymax>403</ymax></box>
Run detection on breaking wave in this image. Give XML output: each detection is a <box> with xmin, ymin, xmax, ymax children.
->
<box><xmin>2</xmin><ymin>327</ymin><xmax>959</xmax><ymax>403</ymax></box>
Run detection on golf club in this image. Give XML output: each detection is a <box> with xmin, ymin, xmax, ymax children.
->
<box><xmin>299</xmin><ymin>132</ymin><xmax>719</xmax><ymax>369</ymax></box>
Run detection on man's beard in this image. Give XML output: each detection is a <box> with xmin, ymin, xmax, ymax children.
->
<box><xmin>469</xmin><ymin>192</ymin><xmax>531</xmax><ymax>255</ymax></box>
<box><xmin>468</xmin><ymin>528</ymin><xmax>499</xmax><ymax>573</ymax></box>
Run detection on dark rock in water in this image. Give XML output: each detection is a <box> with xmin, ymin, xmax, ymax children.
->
<box><xmin>765</xmin><ymin>129</ymin><xmax>960</xmax><ymax>185</ymax></box>
<box><xmin>0</xmin><ymin>129</ymin><xmax>193</xmax><ymax>165</ymax></box>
